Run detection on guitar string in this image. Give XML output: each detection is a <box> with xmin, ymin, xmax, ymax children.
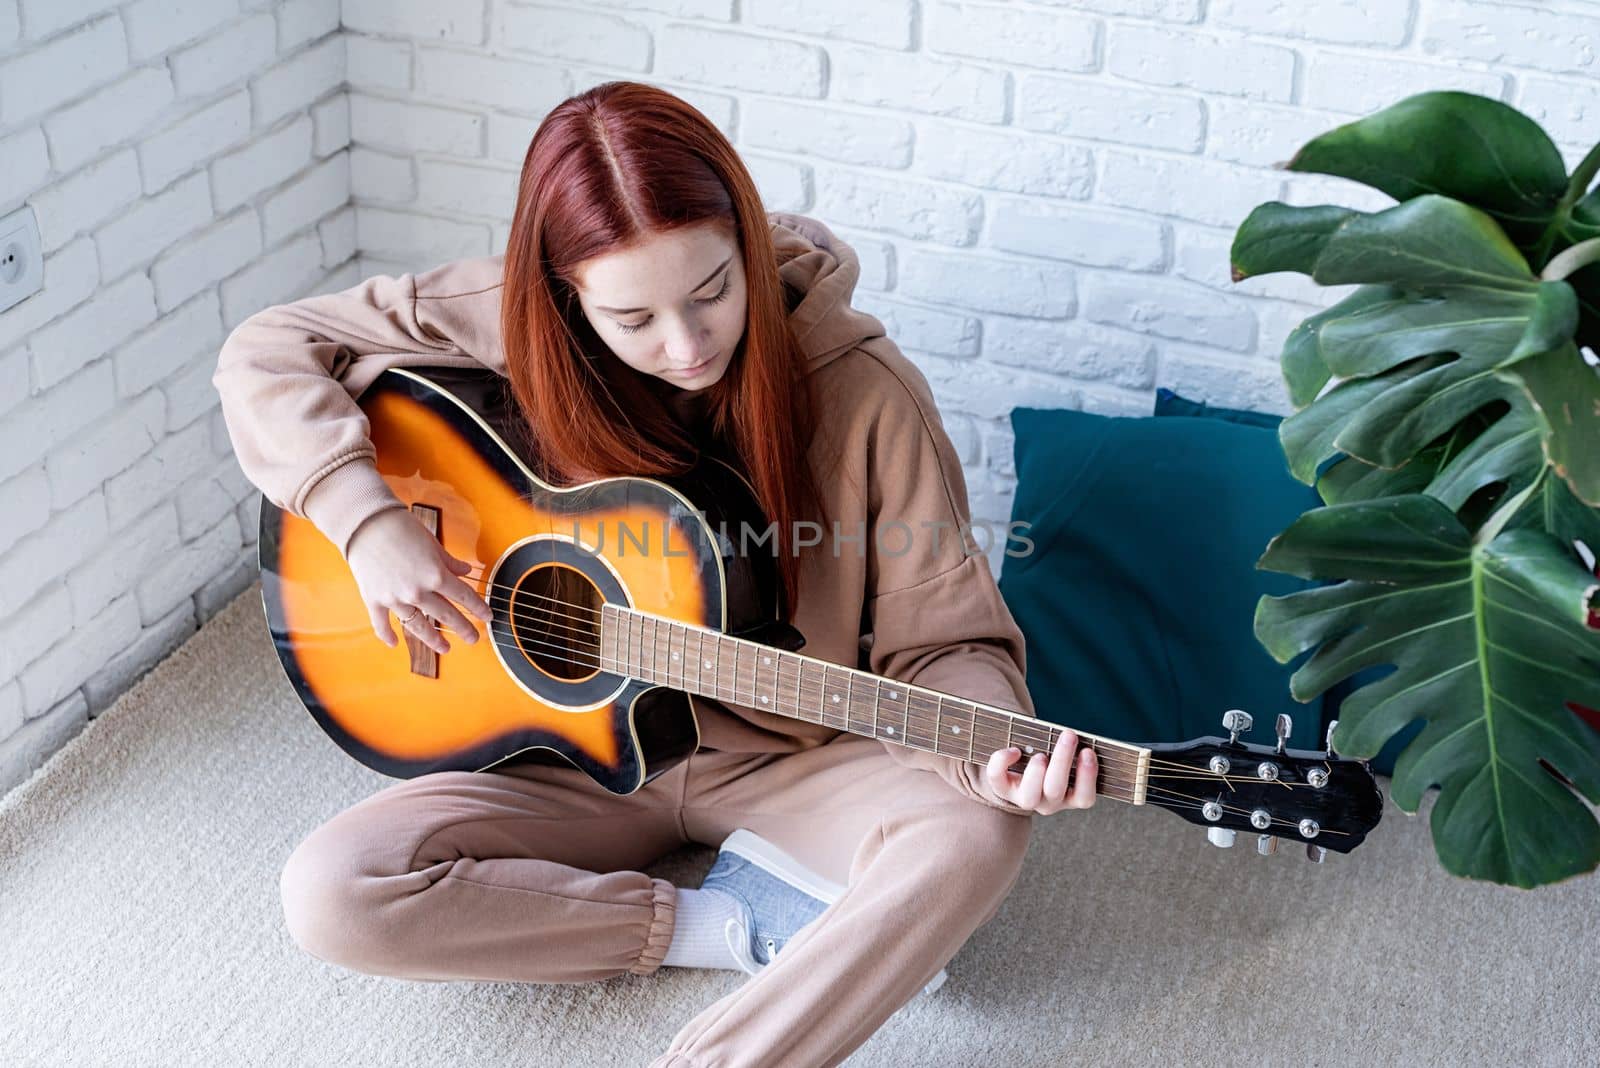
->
<box><xmin>400</xmin><ymin>572</ymin><xmax>1338</xmax><ymax>794</ymax></box>
<box><xmin>447</xmin><ymin>585</ymin><xmax>1330</xmax><ymax>785</ymax></box>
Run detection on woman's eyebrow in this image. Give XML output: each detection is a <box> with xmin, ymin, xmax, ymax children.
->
<box><xmin>594</xmin><ymin>256</ymin><xmax>732</xmax><ymax>314</ymax></box>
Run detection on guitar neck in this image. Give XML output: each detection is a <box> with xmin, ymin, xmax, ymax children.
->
<box><xmin>598</xmin><ymin>605</ymin><xmax>1151</xmax><ymax>804</ymax></box>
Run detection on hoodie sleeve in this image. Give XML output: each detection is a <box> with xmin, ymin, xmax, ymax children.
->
<box><xmin>212</xmin><ymin>258</ymin><xmax>503</xmax><ymax>559</ymax></box>
<box><xmin>856</xmin><ymin>350</ymin><xmax>1038</xmax><ymax>818</ymax></box>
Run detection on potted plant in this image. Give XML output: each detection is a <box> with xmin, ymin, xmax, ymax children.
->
<box><xmin>1231</xmin><ymin>91</ymin><xmax>1600</xmax><ymax>889</ymax></box>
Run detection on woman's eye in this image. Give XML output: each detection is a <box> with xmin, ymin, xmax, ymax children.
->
<box><xmin>616</xmin><ymin>320</ymin><xmax>647</xmax><ymax>335</ymax></box>
<box><xmin>612</xmin><ymin>278</ymin><xmax>730</xmax><ymax>335</ymax></box>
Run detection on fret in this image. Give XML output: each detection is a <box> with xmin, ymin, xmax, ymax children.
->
<box><xmin>690</xmin><ymin>627</ymin><xmax>703</xmax><ymax>696</ymax></box>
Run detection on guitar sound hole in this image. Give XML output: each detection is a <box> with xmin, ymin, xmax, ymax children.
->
<box><xmin>510</xmin><ymin>563</ymin><xmax>605</xmax><ymax>682</ymax></box>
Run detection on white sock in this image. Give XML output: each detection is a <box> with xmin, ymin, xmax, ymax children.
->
<box><xmin>660</xmin><ymin>886</ymin><xmax>747</xmax><ymax>970</ymax></box>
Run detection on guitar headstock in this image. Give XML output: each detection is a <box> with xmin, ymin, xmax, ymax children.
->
<box><xmin>1142</xmin><ymin>711</ymin><xmax>1383</xmax><ymax>860</ymax></box>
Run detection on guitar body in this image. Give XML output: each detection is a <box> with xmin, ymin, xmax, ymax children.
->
<box><xmin>258</xmin><ymin>365</ymin><xmax>799</xmax><ymax>794</ymax></box>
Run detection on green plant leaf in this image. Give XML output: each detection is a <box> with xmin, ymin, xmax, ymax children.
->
<box><xmin>1231</xmin><ymin>202</ymin><xmax>1359</xmax><ymax>280</ymax></box>
<box><xmin>1494</xmin><ymin>342</ymin><xmax>1600</xmax><ymax>506</ymax></box>
<box><xmin>1253</xmin><ymin>494</ymin><xmax>1600</xmax><ymax>887</ymax></box>
<box><xmin>1287</xmin><ymin>91</ymin><xmax>1568</xmax><ymax>250</ymax></box>
<box><xmin>1310</xmin><ymin>195</ymin><xmax>1538</xmax><ymax>290</ymax></box>
<box><xmin>1279</xmin><ymin>285</ymin><xmax>1400</xmax><ymax>407</ymax></box>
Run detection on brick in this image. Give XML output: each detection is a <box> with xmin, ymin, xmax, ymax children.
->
<box><xmin>744</xmin><ymin>155</ymin><xmax>809</xmax><ymax>213</ymax></box>
<box><xmin>1108</xmin><ymin>24</ymin><xmax>1296</xmax><ymax>102</ymax></box>
<box><xmin>347</xmin><ymin>35</ymin><xmax>411</xmax><ymax>91</ymax></box>
<box><xmin>503</xmin><ymin>5</ymin><xmax>651</xmax><ymax>70</ymax></box>
<box><xmin>832</xmin><ymin>227</ymin><xmax>893</xmax><ymax>290</ymax></box>
<box><xmin>0</xmin><ymin>16</ymin><xmax>126</xmax><ymax>125</ymax></box>
<box><xmin>0</xmin><ymin>466</ymin><xmax>49</xmax><ymax>556</ymax></box>
<box><xmin>0</xmin><ymin>0</ymin><xmax>13</xmax><ymax>48</ymax></box>
<box><xmin>415</xmin><ymin>160</ymin><xmax>518</xmax><ymax>219</ymax></box>
<box><xmin>45</xmin><ymin>390</ymin><xmax>165</xmax><ymax>509</ymax></box>
<box><xmin>195</xmin><ymin>559</ymin><xmax>256</xmax><ymax>621</ymax></box>
<box><xmin>210</xmin><ymin>116</ymin><xmax>313</xmax><ymax>211</ymax></box>
<box><xmin>150</xmin><ymin>210</ymin><xmax>263</xmax><ymax>312</ymax></box>
<box><xmin>1099</xmin><ymin>149</ymin><xmax>1284</xmax><ymax>228</ymax></box>
<box><xmin>29</xmin><ymin>273</ymin><xmax>157</xmax><ymax>391</ymax></box>
<box><xmin>29</xmin><ymin>150</ymin><xmax>142</xmax><ymax>255</ymax></box>
<box><xmin>68</xmin><ymin>505</ymin><xmax>181</xmax><ymax>629</ymax></box>
<box><xmin>176</xmin><ymin>456</ymin><xmax>254</xmax><ymax>540</ymax></box>
<box><xmin>833</xmin><ymin>45</ymin><xmax>1007</xmax><ymax>123</ymax></box>
<box><xmin>218</xmin><ymin>231</ymin><xmax>324</xmax><ymax>328</ymax></box>
<box><xmin>262</xmin><ymin>153</ymin><xmax>349</xmax><ymax>244</ymax></box>
<box><xmin>1208</xmin><ymin>98</ymin><xmax>1347</xmax><ymax>168</ymax></box>
<box><xmin>0</xmin><ymin>580</ymin><xmax>68</xmax><ymax>692</ymax></box>
<box><xmin>742</xmin><ymin>99</ymin><xmax>913</xmax><ymax>169</ymax></box>
<box><xmin>589</xmin><ymin>0</ymin><xmax>731</xmax><ymax>16</ymax></box>
<box><xmin>1082</xmin><ymin>274</ymin><xmax>1257</xmax><ymax>352</ymax></box>
<box><xmin>744</xmin><ymin>0</ymin><xmax>912</xmax><ymax>48</ymax></box>
<box><xmin>343</xmin><ymin>0</ymin><xmax>487</xmax><ymax>44</ymax></box>
<box><xmin>20</xmin><ymin>594</ymin><xmax>143</xmax><ymax>715</ymax></box>
<box><xmin>918</xmin><ymin>352</ymin><xmax>1079</xmax><ymax>420</ymax></box>
<box><xmin>138</xmin><ymin>92</ymin><xmax>252</xmax><ymax>193</ymax></box>
<box><xmin>277</xmin><ymin>0</ymin><xmax>339</xmax><ymax>52</ymax></box>
<box><xmin>988</xmin><ymin>198</ymin><xmax>1166</xmax><ymax>272</ymax></box>
<box><xmin>312</xmin><ymin>94</ymin><xmax>349</xmax><ymax>157</ymax></box>
<box><xmin>1018</xmin><ymin>75</ymin><xmax>1204</xmax><ymax>152</ymax></box>
<box><xmin>44</xmin><ymin>66</ymin><xmax>174</xmax><ymax>173</ymax></box>
<box><xmin>94</xmin><ymin>171</ymin><xmax>213</xmax><ymax>281</ymax></box>
<box><xmin>163</xmin><ymin>356</ymin><xmax>227</xmax><ymax>431</ymax></box>
<box><xmin>1422</xmin><ymin>1</ymin><xmax>1600</xmax><ymax>79</ymax></box>
<box><xmin>658</xmin><ymin>26</ymin><xmax>825</xmax><ymax>97</ymax></box>
<box><xmin>1032</xmin><ymin>0</ymin><xmax>1199</xmax><ymax>18</ymax></box>
<box><xmin>123</xmin><ymin>0</ymin><xmax>236</xmax><ymax>61</ymax></box>
<box><xmin>1279</xmin><ymin>173</ymin><xmax>1395</xmax><ymax>214</ymax></box>
<box><xmin>1158</xmin><ymin>345</ymin><xmax>1295</xmax><ymax>415</ymax></box>
<box><xmin>856</xmin><ymin>294</ymin><xmax>980</xmax><ymax>358</ymax></box>
<box><xmin>815</xmin><ymin>169</ymin><xmax>980</xmax><ymax>245</ymax></box>
<box><xmin>984</xmin><ymin>317</ymin><xmax>1157</xmax><ymax>389</ymax></box>
<box><xmin>83</xmin><ymin>600</ymin><xmax>198</xmax><ymax>716</ymax></box>
<box><xmin>0</xmin><ymin>127</ymin><xmax>50</xmax><ymax>209</ymax></box>
<box><xmin>0</xmin><ymin>239</ymin><xmax>98</xmax><ymax>354</ymax></box>
<box><xmin>1212</xmin><ymin>0</ymin><xmax>1412</xmax><ymax>46</ymax></box>
<box><xmin>318</xmin><ymin>206</ymin><xmax>355</xmax><ymax>266</ymax></box>
<box><xmin>347</xmin><ymin>94</ymin><xmax>483</xmax><ymax>157</ymax></box>
<box><xmin>136</xmin><ymin>512</ymin><xmax>242</xmax><ymax>623</ymax></box>
<box><xmin>351</xmin><ymin>147</ymin><xmax>415</xmax><ymax>202</ymax></box>
<box><xmin>899</xmin><ymin>247</ymin><xmax>1075</xmax><ymax>317</ymax></box>
<box><xmin>0</xmin><ymin>345</ymin><xmax>27</xmax><ymax>418</ymax></box>
<box><xmin>0</xmin><ymin>693</ymin><xmax>88</xmax><ymax>797</ymax></box>
<box><xmin>1303</xmin><ymin>52</ymin><xmax>1507</xmax><ymax>115</ymax></box>
<box><xmin>19</xmin><ymin>0</ymin><xmax>120</xmax><ymax>42</ymax></box>
<box><xmin>253</xmin><ymin>35</ymin><xmax>345</xmax><ymax>127</ymax></box>
<box><xmin>926</xmin><ymin>1</ymin><xmax>1098</xmax><ymax>72</ymax></box>
<box><xmin>0</xmin><ymin>683</ymin><xmax>20</xmax><ymax>749</ymax></box>
<box><xmin>1520</xmin><ymin>77</ymin><xmax>1600</xmax><ymax>150</ymax></box>
<box><xmin>0</xmin><ymin>492</ymin><xmax>107</xmax><ymax>617</ymax></box>
<box><xmin>113</xmin><ymin>290</ymin><xmax>223</xmax><ymax>399</ymax></box>
<box><xmin>914</xmin><ymin>119</ymin><xmax>1093</xmax><ymax>198</ymax></box>
<box><xmin>103</xmin><ymin>418</ymin><xmax>211</xmax><ymax>528</ymax></box>
<box><xmin>169</xmin><ymin>15</ymin><xmax>276</xmax><ymax>99</ymax></box>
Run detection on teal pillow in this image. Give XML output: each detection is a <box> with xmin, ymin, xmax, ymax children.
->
<box><xmin>1152</xmin><ymin>387</ymin><xmax>1418</xmax><ymax>773</ymax></box>
<box><xmin>998</xmin><ymin>407</ymin><xmax>1327</xmax><ymax>751</ymax></box>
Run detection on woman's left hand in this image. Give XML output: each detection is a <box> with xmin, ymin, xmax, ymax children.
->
<box><xmin>981</xmin><ymin>728</ymin><xmax>1097</xmax><ymax>815</ymax></box>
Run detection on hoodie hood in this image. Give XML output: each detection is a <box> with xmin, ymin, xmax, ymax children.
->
<box><xmin>768</xmin><ymin>211</ymin><xmax>886</xmax><ymax>376</ymax></box>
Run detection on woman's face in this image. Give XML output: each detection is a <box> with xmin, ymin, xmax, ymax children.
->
<box><xmin>570</xmin><ymin>220</ymin><xmax>748</xmax><ymax>393</ymax></box>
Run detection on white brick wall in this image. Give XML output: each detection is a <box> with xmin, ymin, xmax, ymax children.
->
<box><xmin>4</xmin><ymin>0</ymin><xmax>1597</xmax><ymax>796</ymax></box>
<box><xmin>0</xmin><ymin>0</ymin><xmax>354</xmax><ymax>795</ymax></box>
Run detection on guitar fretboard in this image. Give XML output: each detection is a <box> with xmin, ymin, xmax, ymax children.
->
<box><xmin>597</xmin><ymin>605</ymin><xmax>1149</xmax><ymax>804</ymax></box>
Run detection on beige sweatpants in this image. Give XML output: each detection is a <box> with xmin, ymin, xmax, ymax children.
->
<box><xmin>278</xmin><ymin>730</ymin><xmax>1034</xmax><ymax>1068</ymax></box>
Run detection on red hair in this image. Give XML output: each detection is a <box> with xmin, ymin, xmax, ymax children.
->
<box><xmin>501</xmin><ymin>80</ymin><xmax>825</xmax><ymax>615</ymax></box>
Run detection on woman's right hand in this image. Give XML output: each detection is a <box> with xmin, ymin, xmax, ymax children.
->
<box><xmin>345</xmin><ymin>508</ymin><xmax>496</xmax><ymax>654</ymax></box>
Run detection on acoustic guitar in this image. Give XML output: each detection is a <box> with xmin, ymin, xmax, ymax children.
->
<box><xmin>257</xmin><ymin>366</ymin><xmax>1383</xmax><ymax>860</ymax></box>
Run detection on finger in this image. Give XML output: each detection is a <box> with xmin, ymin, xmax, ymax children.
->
<box><xmin>419</xmin><ymin>588</ymin><xmax>482</xmax><ymax>645</ymax></box>
<box><xmin>987</xmin><ymin>747</ymin><xmax>1021</xmax><ymax>799</ymax></box>
<box><xmin>1068</xmin><ymin>745</ymin><xmax>1098</xmax><ymax>809</ymax></box>
<box><xmin>369</xmin><ymin>603</ymin><xmax>397</xmax><ymax>647</ymax></box>
<box><xmin>398</xmin><ymin>602</ymin><xmax>449</xmax><ymax>655</ymax></box>
<box><xmin>1043</xmin><ymin>729</ymin><xmax>1078</xmax><ymax>804</ymax></box>
<box><xmin>444</xmin><ymin>573</ymin><xmax>495</xmax><ymax>627</ymax></box>
<box><xmin>1018</xmin><ymin>748</ymin><xmax>1048</xmax><ymax>809</ymax></box>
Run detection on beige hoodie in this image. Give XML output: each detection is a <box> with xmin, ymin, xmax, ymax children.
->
<box><xmin>213</xmin><ymin>211</ymin><xmax>1038</xmax><ymax>817</ymax></box>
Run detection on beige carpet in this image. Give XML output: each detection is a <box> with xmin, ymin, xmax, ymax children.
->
<box><xmin>2</xmin><ymin>580</ymin><xmax>1596</xmax><ymax>1067</ymax></box>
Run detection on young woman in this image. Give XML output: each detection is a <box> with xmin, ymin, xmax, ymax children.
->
<box><xmin>213</xmin><ymin>80</ymin><xmax>1095</xmax><ymax>1067</ymax></box>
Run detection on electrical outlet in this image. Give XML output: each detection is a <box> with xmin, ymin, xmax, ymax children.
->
<box><xmin>0</xmin><ymin>205</ymin><xmax>44</xmax><ymax>316</ymax></box>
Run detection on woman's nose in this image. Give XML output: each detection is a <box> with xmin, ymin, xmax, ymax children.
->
<box><xmin>663</xmin><ymin>323</ymin><xmax>711</xmax><ymax>365</ymax></box>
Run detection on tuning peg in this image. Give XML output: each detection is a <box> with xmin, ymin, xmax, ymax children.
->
<box><xmin>1222</xmin><ymin>709</ymin><xmax>1253</xmax><ymax>744</ymax></box>
<box><xmin>1275</xmin><ymin>713</ymin><xmax>1292</xmax><ymax>754</ymax></box>
<box><xmin>1257</xmin><ymin>834</ymin><xmax>1278</xmax><ymax>856</ymax></box>
<box><xmin>1323</xmin><ymin>719</ymin><xmax>1340</xmax><ymax>757</ymax></box>
<box><xmin>1306</xmin><ymin>843</ymin><xmax>1327</xmax><ymax>864</ymax></box>
<box><xmin>1207</xmin><ymin>827</ymin><xmax>1237</xmax><ymax>849</ymax></box>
